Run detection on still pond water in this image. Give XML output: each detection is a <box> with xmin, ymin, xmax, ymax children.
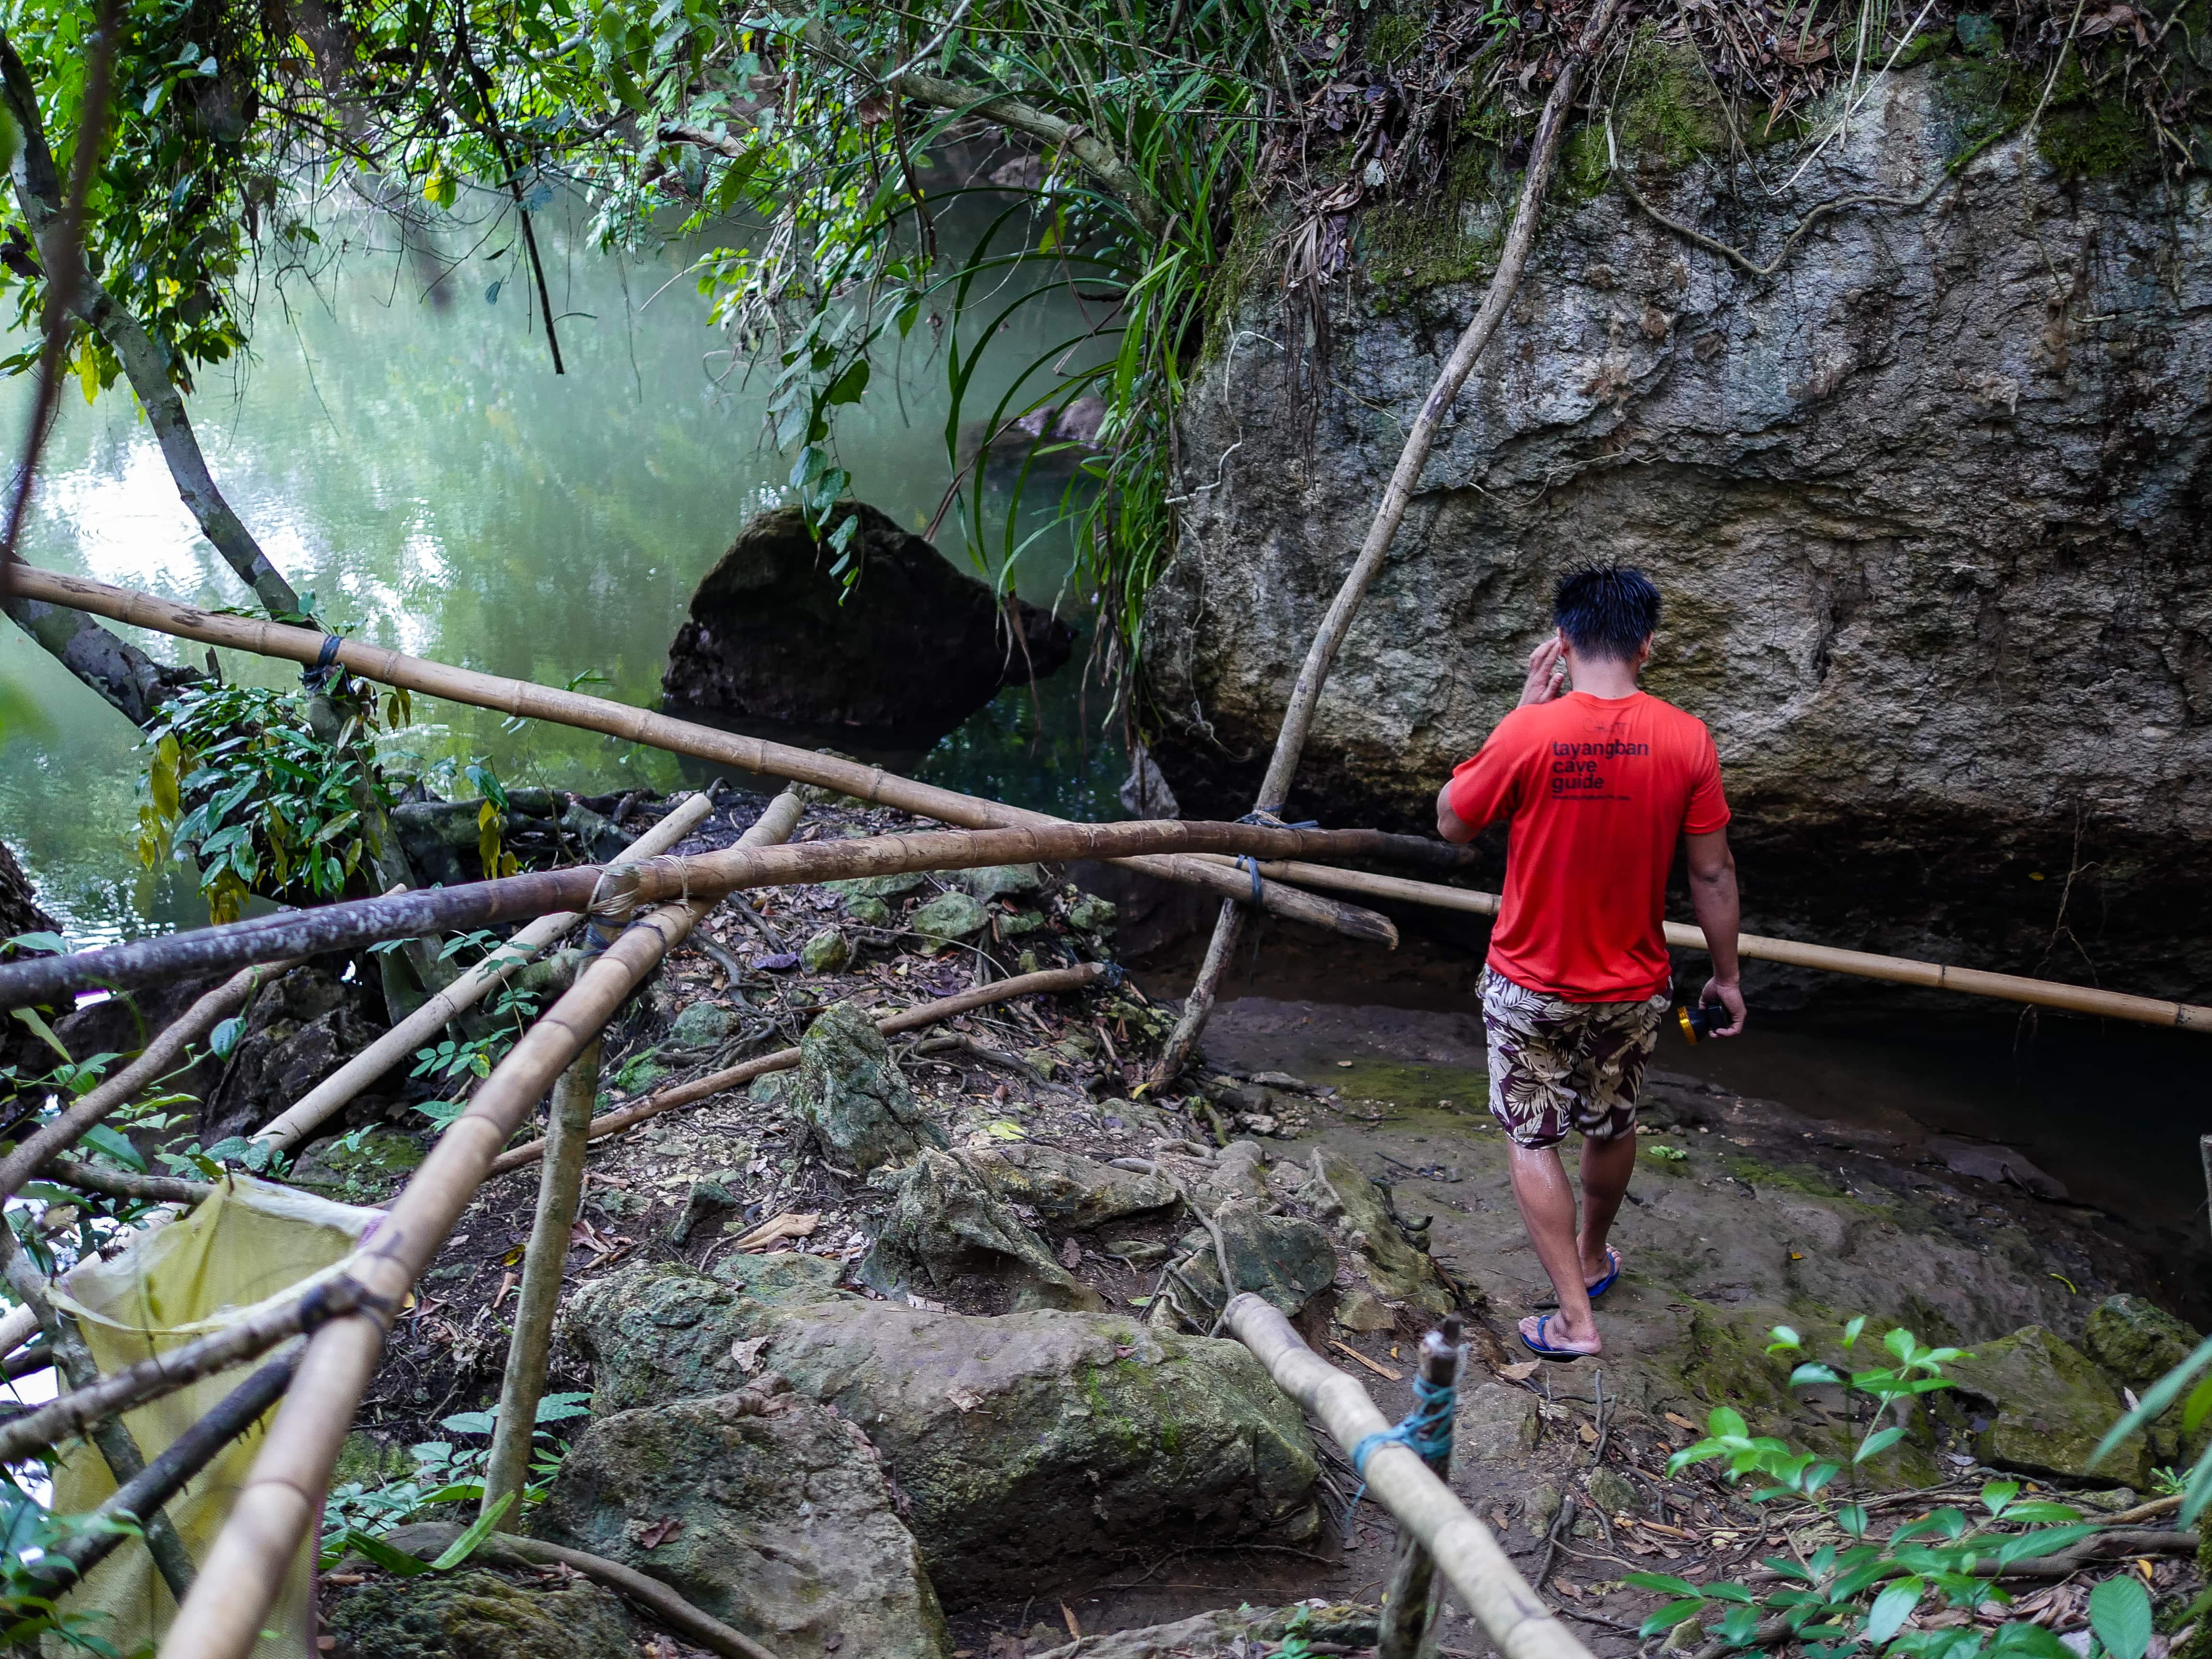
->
<box><xmin>0</xmin><ymin>197</ymin><xmax>1120</xmax><ymax>942</ymax></box>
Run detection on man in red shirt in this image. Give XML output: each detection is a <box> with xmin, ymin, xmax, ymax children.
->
<box><xmin>1437</xmin><ymin>565</ymin><xmax>1744</xmax><ymax>1360</ymax></box>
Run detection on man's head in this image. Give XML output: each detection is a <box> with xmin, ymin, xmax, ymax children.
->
<box><xmin>1552</xmin><ymin>564</ymin><xmax>1661</xmax><ymax>670</ymax></box>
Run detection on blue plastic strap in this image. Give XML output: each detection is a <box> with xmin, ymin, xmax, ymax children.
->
<box><xmin>1343</xmin><ymin>1367</ymin><xmax>1459</xmax><ymax>1526</ymax></box>
<box><xmin>299</xmin><ymin>633</ymin><xmax>343</xmax><ymax>689</ymax></box>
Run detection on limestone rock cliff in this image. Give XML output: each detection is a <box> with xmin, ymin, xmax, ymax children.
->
<box><xmin>1144</xmin><ymin>68</ymin><xmax>2212</xmax><ymax>998</ymax></box>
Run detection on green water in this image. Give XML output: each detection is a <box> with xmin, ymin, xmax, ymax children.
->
<box><xmin>0</xmin><ymin>197</ymin><xmax>1121</xmax><ymax>942</ymax></box>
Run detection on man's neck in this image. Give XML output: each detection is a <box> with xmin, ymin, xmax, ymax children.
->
<box><xmin>1562</xmin><ymin>652</ymin><xmax>1642</xmax><ymax>699</ymax></box>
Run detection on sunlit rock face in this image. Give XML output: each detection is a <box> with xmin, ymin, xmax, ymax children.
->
<box><xmin>664</xmin><ymin>502</ymin><xmax>1072</xmax><ymax>748</ymax></box>
<box><xmin>1144</xmin><ymin>69</ymin><xmax>2212</xmax><ymax>999</ymax></box>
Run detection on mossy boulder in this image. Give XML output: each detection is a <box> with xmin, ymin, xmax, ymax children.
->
<box><xmin>1063</xmin><ymin>892</ymin><xmax>1116</xmax><ymax>935</ymax></box>
<box><xmin>909</xmin><ymin>890</ymin><xmax>990</xmax><ymax>944</ymax></box>
<box><xmin>561</xmin><ymin>1263</ymin><xmax>1320</xmax><ymax>1601</ymax></box>
<box><xmin>792</xmin><ymin>1000</ymin><xmax>947</xmax><ymax>1172</ymax></box>
<box><xmin>966</xmin><ymin>1142</ymin><xmax>1180</xmax><ymax>1230</ymax></box>
<box><xmin>1947</xmin><ymin>1325</ymin><xmax>2145</xmax><ymax>1485</ymax></box>
<box><xmin>292</xmin><ymin>1128</ymin><xmax>426</xmax><ymax>1200</ymax></box>
<box><xmin>2084</xmin><ymin>1294</ymin><xmax>2210</xmax><ymax>1464</ymax></box>
<box><xmin>858</xmin><ymin>1147</ymin><xmax>1104</xmax><ymax>1311</ymax></box>
<box><xmin>536</xmin><ymin>1376</ymin><xmax>951</xmax><ymax>1659</ymax></box>
<box><xmin>828</xmin><ymin>871</ymin><xmax>926</xmax><ymax>901</ymax></box>
<box><xmin>800</xmin><ymin>926</ymin><xmax>852</xmax><ymax>974</ymax></box>
<box><xmin>325</xmin><ymin>1568</ymin><xmax>632</xmax><ymax>1659</ymax></box>
<box><xmin>843</xmin><ymin>893</ymin><xmax>893</xmax><ymax>927</ymax></box>
<box><xmin>1164</xmin><ymin>1205</ymin><xmax>1338</xmax><ymax>1321</ymax></box>
<box><xmin>957</xmin><ymin>863</ymin><xmax>1045</xmax><ymax>897</ymax></box>
<box><xmin>669</xmin><ymin>1001</ymin><xmax>737</xmax><ymax>1047</ymax></box>
<box><xmin>1298</xmin><ymin>1146</ymin><xmax>1456</xmax><ymax>1317</ymax></box>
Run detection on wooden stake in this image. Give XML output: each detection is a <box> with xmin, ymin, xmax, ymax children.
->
<box><xmin>250</xmin><ymin>789</ymin><xmax>718</xmax><ymax>1152</ymax></box>
<box><xmin>1378</xmin><ymin>1317</ymin><xmax>1464</xmax><ymax>1659</ymax></box>
<box><xmin>479</xmin><ymin>1034</ymin><xmax>598</xmax><ymax>1522</ymax></box>
<box><xmin>1153</xmin><ymin>0</ymin><xmax>1625</xmax><ymax>1084</ymax></box>
<box><xmin>1224</xmin><ymin>1294</ymin><xmax>1591</xmax><ymax>1659</ymax></box>
<box><xmin>1189</xmin><ymin>855</ymin><xmax>2212</xmax><ymax>1031</ymax></box>
<box><xmin>4</xmin><ymin>564</ymin><xmax>1438</xmax><ymax>941</ymax></box>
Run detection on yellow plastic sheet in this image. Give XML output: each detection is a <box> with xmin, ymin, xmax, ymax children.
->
<box><xmin>47</xmin><ymin>1176</ymin><xmax>381</xmax><ymax>1659</ymax></box>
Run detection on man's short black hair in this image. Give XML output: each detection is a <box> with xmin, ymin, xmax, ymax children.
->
<box><xmin>1553</xmin><ymin>564</ymin><xmax>1661</xmax><ymax>661</ymax></box>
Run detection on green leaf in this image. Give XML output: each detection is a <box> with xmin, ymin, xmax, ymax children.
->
<box><xmin>10</xmin><ymin>1006</ymin><xmax>70</xmax><ymax>1061</ymax></box>
<box><xmin>1638</xmin><ymin>1602</ymin><xmax>1709</xmax><ymax>1639</ymax></box>
<box><xmin>1768</xmin><ymin>1325</ymin><xmax>1803</xmax><ymax>1352</ymax></box>
<box><xmin>79</xmin><ymin>1124</ymin><xmax>146</xmax><ymax>1172</ymax></box>
<box><xmin>2089</xmin><ymin>1574</ymin><xmax>2152</xmax><ymax>1659</ymax></box>
<box><xmin>1999</xmin><ymin>1502</ymin><xmax>2081</xmax><ymax>1524</ymax></box>
<box><xmin>430</xmin><ymin>1491</ymin><xmax>514</xmax><ymax>1570</ymax></box>
<box><xmin>336</xmin><ymin>1528</ymin><xmax>430</xmax><ymax>1576</ymax></box>
<box><xmin>1623</xmin><ymin>1573</ymin><xmax>1702</xmax><ymax>1598</ymax></box>
<box><xmin>1842</xmin><ymin>1316</ymin><xmax>1867</xmax><ymax>1348</ymax></box>
<box><xmin>1866</xmin><ymin>1576</ymin><xmax>1924</xmax><ymax>1644</ymax></box>
<box><xmin>1791</xmin><ymin>1363</ymin><xmax>1843</xmax><ymax>1387</ymax></box>
<box><xmin>210</xmin><ymin>1016</ymin><xmax>245</xmax><ymax>1059</ymax></box>
<box><xmin>4</xmin><ymin>931</ymin><xmax>71</xmax><ymax>957</ymax></box>
<box><xmin>1854</xmin><ymin>1425</ymin><xmax>1906</xmax><ymax>1463</ymax></box>
<box><xmin>822</xmin><ymin>356</ymin><xmax>870</xmax><ymax>406</ymax></box>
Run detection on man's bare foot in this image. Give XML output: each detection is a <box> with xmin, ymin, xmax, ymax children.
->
<box><xmin>1519</xmin><ymin>1312</ymin><xmax>1601</xmax><ymax>1358</ymax></box>
<box><xmin>1583</xmin><ymin>1244</ymin><xmax>1622</xmax><ymax>1294</ymax></box>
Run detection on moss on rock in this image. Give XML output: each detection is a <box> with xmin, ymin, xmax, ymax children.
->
<box><xmin>326</xmin><ymin>1569</ymin><xmax>632</xmax><ymax>1659</ymax></box>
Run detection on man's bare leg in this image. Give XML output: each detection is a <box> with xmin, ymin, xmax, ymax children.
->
<box><xmin>1507</xmin><ymin>1142</ymin><xmax>1600</xmax><ymax>1353</ymax></box>
<box><xmin>1577</xmin><ymin>1129</ymin><xmax>1639</xmax><ymax>1287</ymax></box>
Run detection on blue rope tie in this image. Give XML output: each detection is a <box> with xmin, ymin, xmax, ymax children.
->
<box><xmin>1343</xmin><ymin>1367</ymin><xmax>1459</xmax><ymax>1527</ymax></box>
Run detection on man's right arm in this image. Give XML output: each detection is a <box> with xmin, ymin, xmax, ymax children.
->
<box><xmin>1684</xmin><ymin>828</ymin><xmax>1746</xmax><ymax>1036</ymax></box>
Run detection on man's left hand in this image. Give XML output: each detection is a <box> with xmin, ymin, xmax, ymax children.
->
<box><xmin>1699</xmin><ymin>977</ymin><xmax>1746</xmax><ymax>1037</ymax></box>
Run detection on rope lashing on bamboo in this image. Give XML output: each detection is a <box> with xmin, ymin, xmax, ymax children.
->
<box><xmin>1234</xmin><ymin>809</ymin><xmax>1316</xmax><ymax>906</ymax></box>
<box><xmin>1345</xmin><ymin>1360</ymin><xmax>1462</xmax><ymax>1527</ymax></box>
<box><xmin>300</xmin><ymin>632</ymin><xmax>343</xmax><ymax>688</ymax></box>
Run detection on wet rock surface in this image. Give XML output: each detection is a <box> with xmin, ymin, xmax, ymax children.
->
<box><xmin>661</xmin><ymin>502</ymin><xmax>1074</xmax><ymax>746</ymax></box>
<box><xmin>535</xmin><ymin>1374</ymin><xmax>952</xmax><ymax>1659</ymax></box>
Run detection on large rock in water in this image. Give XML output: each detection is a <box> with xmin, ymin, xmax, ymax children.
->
<box><xmin>562</xmin><ymin>1258</ymin><xmax>1321</xmax><ymax>1601</ymax></box>
<box><xmin>662</xmin><ymin>503</ymin><xmax>1074</xmax><ymax>745</ymax></box>
<box><xmin>1144</xmin><ymin>61</ymin><xmax>2212</xmax><ymax>998</ymax></box>
<box><xmin>534</xmin><ymin>1375</ymin><xmax>952</xmax><ymax>1659</ymax></box>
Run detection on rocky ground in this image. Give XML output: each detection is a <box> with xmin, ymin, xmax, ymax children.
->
<box><xmin>284</xmin><ymin>790</ymin><xmax>2211</xmax><ymax>1659</ymax></box>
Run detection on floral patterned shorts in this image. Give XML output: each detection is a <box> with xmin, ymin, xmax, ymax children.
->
<box><xmin>1479</xmin><ymin>966</ymin><xmax>1669</xmax><ymax>1149</ymax></box>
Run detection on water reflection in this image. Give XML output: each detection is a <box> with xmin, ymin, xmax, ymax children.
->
<box><xmin>0</xmin><ymin>192</ymin><xmax>1124</xmax><ymax>941</ymax></box>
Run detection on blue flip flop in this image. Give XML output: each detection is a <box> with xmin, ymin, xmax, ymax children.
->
<box><xmin>1520</xmin><ymin>1313</ymin><xmax>1590</xmax><ymax>1363</ymax></box>
<box><xmin>1586</xmin><ymin>1246</ymin><xmax>1623</xmax><ymax>1300</ymax></box>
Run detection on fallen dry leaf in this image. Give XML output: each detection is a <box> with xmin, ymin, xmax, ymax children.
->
<box><xmin>1552</xmin><ymin>1577</ymin><xmax>1584</xmax><ymax>1601</ymax></box>
<box><xmin>1664</xmin><ymin>1410</ymin><xmax>1701</xmax><ymax>1433</ymax></box>
<box><xmin>1578</xmin><ymin>1420</ymin><xmax>1599</xmax><ymax>1445</ymax></box>
<box><xmin>493</xmin><ymin>1270</ymin><xmax>518</xmax><ymax>1310</ymax></box>
<box><xmin>730</xmin><ymin>1336</ymin><xmax>770</xmax><ymax>1374</ymax></box>
<box><xmin>1058</xmin><ymin>1236</ymin><xmax>1083</xmax><ymax>1270</ymax></box>
<box><xmin>946</xmin><ymin>1386</ymin><xmax>985</xmax><ymax>1413</ymax></box>
<box><xmin>634</xmin><ymin>1515</ymin><xmax>684</xmax><ymax>1550</ymax></box>
<box><xmin>733</xmin><ymin>1211</ymin><xmax>820</xmax><ymax>1253</ymax></box>
<box><xmin>1062</xmin><ymin>1604</ymin><xmax>1082</xmax><ymax>1641</ymax></box>
<box><xmin>1498</xmin><ymin>1359</ymin><xmax>1541</xmax><ymax>1382</ymax></box>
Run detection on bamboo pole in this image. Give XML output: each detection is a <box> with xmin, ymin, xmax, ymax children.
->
<box><xmin>0</xmin><ymin>817</ymin><xmax>1415</xmax><ymax>1008</ymax></box>
<box><xmin>1151</xmin><ymin>0</ymin><xmax>1626</xmax><ymax>1085</ymax></box>
<box><xmin>1190</xmin><ymin>855</ymin><xmax>2212</xmax><ymax>1031</ymax></box>
<box><xmin>1223</xmin><ymin>1294</ymin><xmax>1592</xmax><ymax>1659</ymax></box>
<box><xmin>161</xmin><ymin>794</ymin><xmax>808</xmax><ymax>1659</ymax></box>
<box><xmin>250</xmin><ymin>789</ymin><xmax>719</xmax><ymax>1152</ymax></box>
<box><xmin>0</xmin><ymin>959</ymin><xmax>303</xmax><ymax>1206</ymax></box>
<box><xmin>5</xmin><ymin>564</ymin><xmax>1430</xmax><ymax>941</ymax></box>
<box><xmin>489</xmin><ymin>960</ymin><xmax>1110</xmax><ymax>1175</ymax></box>
<box><xmin>479</xmin><ymin>1034</ymin><xmax>597</xmax><ymax>1522</ymax></box>
<box><xmin>484</xmin><ymin>787</ymin><xmax>801</xmax><ymax>1517</ymax></box>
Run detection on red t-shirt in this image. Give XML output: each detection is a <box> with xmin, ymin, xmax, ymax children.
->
<box><xmin>1446</xmin><ymin>690</ymin><xmax>1730</xmax><ymax>1001</ymax></box>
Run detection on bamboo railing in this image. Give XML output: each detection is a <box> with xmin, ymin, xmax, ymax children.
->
<box><xmin>1188</xmin><ymin>857</ymin><xmax>2212</xmax><ymax>1031</ymax></box>
<box><xmin>7</xmin><ymin>564</ymin><xmax>1430</xmax><ymax>946</ymax></box>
